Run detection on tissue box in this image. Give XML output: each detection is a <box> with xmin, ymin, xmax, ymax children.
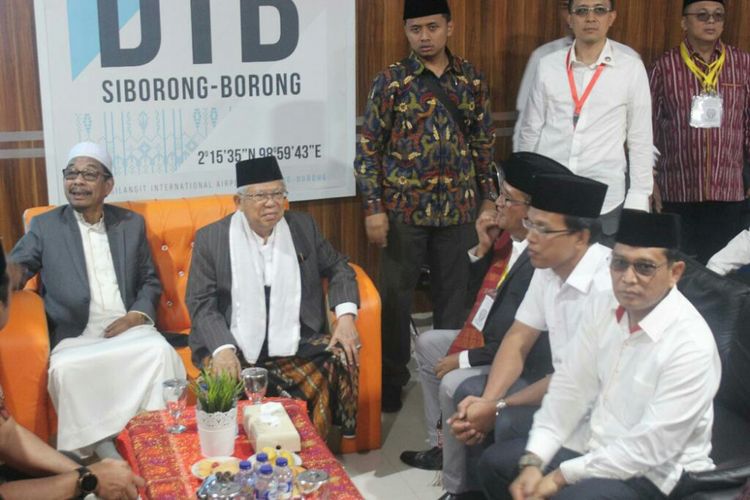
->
<box><xmin>243</xmin><ymin>403</ymin><xmax>301</xmax><ymax>452</ymax></box>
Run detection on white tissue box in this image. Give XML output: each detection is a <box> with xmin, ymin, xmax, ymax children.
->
<box><xmin>243</xmin><ymin>403</ymin><xmax>301</xmax><ymax>452</ymax></box>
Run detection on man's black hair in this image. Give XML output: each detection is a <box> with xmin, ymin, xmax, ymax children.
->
<box><xmin>563</xmin><ymin>215</ymin><xmax>601</xmax><ymax>246</ymax></box>
<box><xmin>567</xmin><ymin>0</ymin><xmax>615</xmax><ymax>11</ymax></box>
<box><xmin>664</xmin><ymin>248</ymin><xmax>682</xmax><ymax>263</ymax></box>
<box><xmin>404</xmin><ymin>13</ymin><xmax>451</xmax><ymax>23</ymax></box>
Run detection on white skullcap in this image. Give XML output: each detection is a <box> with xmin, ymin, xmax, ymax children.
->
<box><xmin>66</xmin><ymin>142</ymin><xmax>113</xmax><ymax>174</ymax></box>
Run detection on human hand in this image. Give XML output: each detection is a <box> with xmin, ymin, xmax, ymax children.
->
<box><xmin>365</xmin><ymin>213</ymin><xmax>389</xmax><ymax>248</ymax></box>
<box><xmin>465</xmin><ymin>398</ymin><xmax>499</xmax><ymax>434</ymax></box>
<box><xmin>531</xmin><ymin>469</ymin><xmax>567</xmax><ymax>499</ymax></box>
<box><xmin>104</xmin><ymin>311</ymin><xmax>145</xmax><ymax>338</ymax></box>
<box><xmin>328</xmin><ymin>314</ymin><xmax>360</xmax><ymax>367</ymax></box>
<box><xmin>434</xmin><ymin>354</ymin><xmax>460</xmax><ymax>379</ymax></box>
<box><xmin>509</xmin><ymin>465</ymin><xmax>543</xmax><ymax>500</ymax></box>
<box><xmin>447</xmin><ymin>395</ymin><xmax>491</xmax><ymax>445</ymax></box>
<box><xmin>211</xmin><ymin>349</ymin><xmax>241</xmax><ymax>380</ymax></box>
<box><xmin>475</xmin><ymin>208</ymin><xmax>500</xmax><ymax>259</ymax></box>
<box><xmin>88</xmin><ymin>458</ymin><xmax>145</xmax><ymax>500</ymax></box>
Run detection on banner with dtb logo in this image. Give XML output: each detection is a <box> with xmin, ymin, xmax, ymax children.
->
<box><xmin>35</xmin><ymin>0</ymin><xmax>356</xmax><ymax>204</ymax></box>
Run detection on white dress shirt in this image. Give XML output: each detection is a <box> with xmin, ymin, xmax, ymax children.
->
<box><xmin>74</xmin><ymin>211</ymin><xmax>127</xmax><ymax>337</ymax></box>
<box><xmin>515</xmin><ymin>243</ymin><xmax>612</xmax><ymax>371</ymax></box>
<box><xmin>707</xmin><ymin>228</ymin><xmax>750</xmax><ymax>276</ymax></box>
<box><xmin>460</xmin><ymin>238</ymin><xmax>529</xmax><ymax>368</ymax></box>
<box><xmin>513</xmin><ymin>36</ymin><xmax>641</xmax><ymax>150</ymax></box>
<box><xmin>517</xmin><ymin>39</ymin><xmax>654</xmax><ymax>213</ymax></box>
<box><xmin>526</xmin><ymin>287</ymin><xmax>720</xmax><ymax>495</ymax></box>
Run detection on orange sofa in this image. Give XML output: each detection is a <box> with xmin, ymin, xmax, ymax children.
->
<box><xmin>4</xmin><ymin>195</ymin><xmax>381</xmax><ymax>452</ymax></box>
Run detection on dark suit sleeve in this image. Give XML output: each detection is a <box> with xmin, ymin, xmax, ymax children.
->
<box><xmin>8</xmin><ymin>217</ymin><xmax>45</xmax><ymax>285</ymax></box>
<box><xmin>187</xmin><ymin>226</ymin><xmax>236</xmax><ymax>364</ymax></box>
<box><xmin>467</xmin><ymin>248</ymin><xmax>493</xmax><ymax>300</ymax></box>
<box><xmin>129</xmin><ymin>216</ymin><xmax>161</xmax><ymax>320</ymax></box>
<box><xmin>309</xmin><ymin>217</ymin><xmax>359</xmax><ymax>310</ymax></box>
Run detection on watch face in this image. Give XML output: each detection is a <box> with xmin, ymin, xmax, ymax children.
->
<box><xmin>81</xmin><ymin>473</ymin><xmax>98</xmax><ymax>493</ymax></box>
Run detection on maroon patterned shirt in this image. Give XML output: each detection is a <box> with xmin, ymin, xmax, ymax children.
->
<box><xmin>649</xmin><ymin>39</ymin><xmax>750</xmax><ymax>203</ymax></box>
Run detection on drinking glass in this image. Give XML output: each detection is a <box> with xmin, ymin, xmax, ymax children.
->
<box><xmin>162</xmin><ymin>378</ymin><xmax>189</xmax><ymax>433</ymax></box>
<box><xmin>241</xmin><ymin>367</ymin><xmax>268</xmax><ymax>405</ymax></box>
<box><xmin>296</xmin><ymin>469</ymin><xmax>329</xmax><ymax>499</ymax></box>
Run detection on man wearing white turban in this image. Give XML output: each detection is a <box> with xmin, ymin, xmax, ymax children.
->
<box><xmin>9</xmin><ymin>142</ymin><xmax>185</xmax><ymax>459</ymax></box>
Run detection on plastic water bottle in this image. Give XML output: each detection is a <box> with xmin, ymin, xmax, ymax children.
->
<box><xmin>253</xmin><ymin>452</ymin><xmax>269</xmax><ymax>475</ymax></box>
<box><xmin>254</xmin><ymin>464</ymin><xmax>277</xmax><ymax>500</ymax></box>
<box><xmin>235</xmin><ymin>460</ymin><xmax>255</xmax><ymax>498</ymax></box>
<box><xmin>274</xmin><ymin>458</ymin><xmax>293</xmax><ymax>499</ymax></box>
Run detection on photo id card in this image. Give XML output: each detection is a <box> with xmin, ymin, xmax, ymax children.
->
<box><xmin>690</xmin><ymin>93</ymin><xmax>723</xmax><ymax>128</ymax></box>
<box><xmin>471</xmin><ymin>295</ymin><xmax>495</xmax><ymax>331</ymax></box>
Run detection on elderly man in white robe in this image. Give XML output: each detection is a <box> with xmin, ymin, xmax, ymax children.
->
<box><xmin>9</xmin><ymin>142</ymin><xmax>185</xmax><ymax>459</ymax></box>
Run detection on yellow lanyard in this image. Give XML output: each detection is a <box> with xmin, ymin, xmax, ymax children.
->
<box><xmin>680</xmin><ymin>41</ymin><xmax>726</xmax><ymax>93</ymax></box>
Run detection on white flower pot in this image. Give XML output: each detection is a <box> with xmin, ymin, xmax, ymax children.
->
<box><xmin>196</xmin><ymin>405</ymin><xmax>238</xmax><ymax>457</ymax></box>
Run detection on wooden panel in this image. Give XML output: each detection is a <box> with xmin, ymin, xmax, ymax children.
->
<box><xmin>2</xmin><ymin>0</ymin><xmax>750</xmax><ymax>281</ymax></box>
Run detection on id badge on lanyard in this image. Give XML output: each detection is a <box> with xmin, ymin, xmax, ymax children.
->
<box><xmin>690</xmin><ymin>92</ymin><xmax>723</xmax><ymax>128</ymax></box>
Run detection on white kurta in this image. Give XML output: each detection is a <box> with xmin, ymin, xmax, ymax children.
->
<box><xmin>48</xmin><ymin>212</ymin><xmax>185</xmax><ymax>454</ymax></box>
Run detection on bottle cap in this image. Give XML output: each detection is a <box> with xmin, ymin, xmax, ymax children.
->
<box><xmin>275</xmin><ymin>457</ymin><xmax>288</xmax><ymax>467</ymax></box>
<box><xmin>259</xmin><ymin>464</ymin><xmax>274</xmax><ymax>475</ymax></box>
<box><xmin>239</xmin><ymin>460</ymin><xmax>252</xmax><ymax>470</ymax></box>
<box><xmin>256</xmin><ymin>452</ymin><xmax>268</xmax><ymax>462</ymax></box>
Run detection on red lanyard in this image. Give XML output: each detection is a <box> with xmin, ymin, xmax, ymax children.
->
<box><xmin>566</xmin><ymin>48</ymin><xmax>606</xmax><ymax>128</ymax></box>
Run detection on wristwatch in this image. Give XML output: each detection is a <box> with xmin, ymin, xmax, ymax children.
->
<box><xmin>518</xmin><ymin>452</ymin><xmax>544</xmax><ymax>470</ymax></box>
<box><xmin>495</xmin><ymin>398</ymin><xmax>508</xmax><ymax>417</ymax></box>
<box><xmin>76</xmin><ymin>466</ymin><xmax>98</xmax><ymax>498</ymax></box>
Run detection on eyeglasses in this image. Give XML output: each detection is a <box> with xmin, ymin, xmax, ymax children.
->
<box><xmin>239</xmin><ymin>190</ymin><xmax>288</xmax><ymax>203</ymax></box>
<box><xmin>497</xmin><ymin>191</ymin><xmax>530</xmax><ymax>207</ymax></box>
<box><xmin>610</xmin><ymin>255</ymin><xmax>668</xmax><ymax>277</ymax></box>
<box><xmin>570</xmin><ymin>6</ymin><xmax>613</xmax><ymax>17</ymax></box>
<box><xmin>522</xmin><ymin>218</ymin><xmax>575</xmax><ymax>237</ymax></box>
<box><xmin>684</xmin><ymin>11</ymin><xmax>725</xmax><ymax>23</ymax></box>
<box><xmin>62</xmin><ymin>168</ymin><xmax>110</xmax><ymax>182</ymax></box>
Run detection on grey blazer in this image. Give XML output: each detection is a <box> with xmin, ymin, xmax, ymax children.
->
<box><xmin>9</xmin><ymin>204</ymin><xmax>162</xmax><ymax>347</ymax></box>
<box><xmin>186</xmin><ymin>211</ymin><xmax>359</xmax><ymax>366</ymax></box>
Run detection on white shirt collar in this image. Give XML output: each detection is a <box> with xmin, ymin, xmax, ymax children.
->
<box><xmin>73</xmin><ymin>209</ymin><xmax>106</xmax><ymax>233</ymax></box>
<box><xmin>620</xmin><ymin>286</ymin><xmax>683</xmax><ymax>342</ymax></box>
<box><xmin>564</xmin><ymin>243</ymin><xmax>610</xmax><ymax>293</ymax></box>
<box><xmin>569</xmin><ymin>38</ymin><xmax>615</xmax><ymax>68</ymax></box>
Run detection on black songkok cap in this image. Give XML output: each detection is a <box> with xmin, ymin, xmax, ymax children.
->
<box><xmin>502</xmin><ymin>153</ymin><xmax>572</xmax><ymax>195</ymax></box>
<box><xmin>403</xmin><ymin>0</ymin><xmax>451</xmax><ymax>20</ymax></box>
<box><xmin>616</xmin><ymin>209</ymin><xmax>681</xmax><ymax>249</ymax></box>
<box><xmin>530</xmin><ymin>173</ymin><xmax>607</xmax><ymax>218</ymax></box>
<box><xmin>236</xmin><ymin>156</ymin><xmax>284</xmax><ymax>188</ymax></box>
<box><xmin>684</xmin><ymin>0</ymin><xmax>723</xmax><ymax>9</ymax></box>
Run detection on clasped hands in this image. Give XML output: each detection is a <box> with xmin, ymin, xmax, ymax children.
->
<box><xmin>509</xmin><ymin>466</ymin><xmax>568</xmax><ymax>500</ymax></box>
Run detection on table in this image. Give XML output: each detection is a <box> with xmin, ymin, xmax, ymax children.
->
<box><xmin>116</xmin><ymin>398</ymin><xmax>363</xmax><ymax>499</ymax></box>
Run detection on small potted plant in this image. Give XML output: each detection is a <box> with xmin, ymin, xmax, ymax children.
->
<box><xmin>191</xmin><ymin>369</ymin><xmax>244</xmax><ymax>457</ymax></box>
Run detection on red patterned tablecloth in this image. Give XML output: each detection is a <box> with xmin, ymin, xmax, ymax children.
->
<box><xmin>115</xmin><ymin>398</ymin><xmax>363</xmax><ymax>499</ymax></box>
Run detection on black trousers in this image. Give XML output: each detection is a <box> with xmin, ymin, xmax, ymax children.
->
<box><xmin>380</xmin><ymin>219</ymin><xmax>476</xmax><ymax>388</ymax></box>
<box><xmin>662</xmin><ymin>201</ymin><xmax>745</xmax><ymax>264</ymax></box>
<box><xmin>478</xmin><ymin>437</ymin><xmax>668</xmax><ymax>500</ymax></box>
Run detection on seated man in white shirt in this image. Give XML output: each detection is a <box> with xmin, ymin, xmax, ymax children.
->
<box><xmin>9</xmin><ymin>142</ymin><xmax>186</xmax><ymax>459</ymax></box>
<box><xmin>482</xmin><ymin>209</ymin><xmax>720</xmax><ymax>500</ymax></box>
<box><xmin>445</xmin><ymin>172</ymin><xmax>611</xmax><ymax>499</ymax></box>
<box><xmin>187</xmin><ymin>156</ymin><xmax>360</xmax><ymax>441</ymax></box>
<box><xmin>400</xmin><ymin>153</ymin><xmax>570</xmax><ymax>474</ymax></box>
<box><xmin>517</xmin><ymin>0</ymin><xmax>653</xmax><ymax>240</ymax></box>
<box><xmin>707</xmin><ymin>227</ymin><xmax>750</xmax><ymax>277</ymax></box>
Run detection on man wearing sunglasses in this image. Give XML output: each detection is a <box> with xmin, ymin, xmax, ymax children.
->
<box><xmin>516</xmin><ymin>0</ymin><xmax>653</xmax><ymax>242</ymax></box>
<box><xmin>447</xmin><ymin>172</ymin><xmax>610</xmax><ymax>499</ymax></box>
<box><xmin>8</xmin><ymin>142</ymin><xmax>185</xmax><ymax>460</ymax></box>
<box><xmin>649</xmin><ymin>0</ymin><xmax>750</xmax><ymax>265</ymax></box>
<box><xmin>400</xmin><ymin>153</ymin><xmax>566</xmax><ymax>486</ymax></box>
<box><xmin>485</xmin><ymin>210</ymin><xmax>719</xmax><ymax>500</ymax></box>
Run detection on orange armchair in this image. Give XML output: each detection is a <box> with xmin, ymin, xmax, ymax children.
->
<box><xmin>10</xmin><ymin>196</ymin><xmax>381</xmax><ymax>452</ymax></box>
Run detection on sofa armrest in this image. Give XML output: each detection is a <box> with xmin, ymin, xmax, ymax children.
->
<box><xmin>676</xmin><ymin>462</ymin><xmax>750</xmax><ymax>497</ymax></box>
<box><xmin>0</xmin><ymin>291</ymin><xmax>52</xmax><ymax>441</ymax></box>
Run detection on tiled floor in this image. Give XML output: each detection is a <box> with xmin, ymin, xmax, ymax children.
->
<box><xmin>339</xmin><ymin>314</ymin><xmax>445</xmax><ymax>499</ymax></box>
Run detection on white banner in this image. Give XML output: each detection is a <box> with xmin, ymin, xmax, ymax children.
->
<box><xmin>34</xmin><ymin>0</ymin><xmax>356</xmax><ymax>204</ymax></box>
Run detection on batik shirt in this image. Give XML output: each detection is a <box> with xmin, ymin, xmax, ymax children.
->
<box><xmin>355</xmin><ymin>51</ymin><xmax>497</xmax><ymax>226</ymax></box>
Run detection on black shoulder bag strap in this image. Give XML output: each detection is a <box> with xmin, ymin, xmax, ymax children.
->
<box><xmin>420</xmin><ymin>72</ymin><xmax>470</xmax><ymax>140</ymax></box>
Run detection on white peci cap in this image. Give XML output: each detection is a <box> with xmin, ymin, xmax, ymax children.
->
<box><xmin>66</xmin><ymin>142</ymin><xmax>113</xmax><ymax>175</ymax></box>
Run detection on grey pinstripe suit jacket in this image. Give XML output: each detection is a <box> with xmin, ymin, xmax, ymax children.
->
<box><xmin>186</xmin><ymin>211</ymin><xmax>359</xmax><ymax>366</ymax></box>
